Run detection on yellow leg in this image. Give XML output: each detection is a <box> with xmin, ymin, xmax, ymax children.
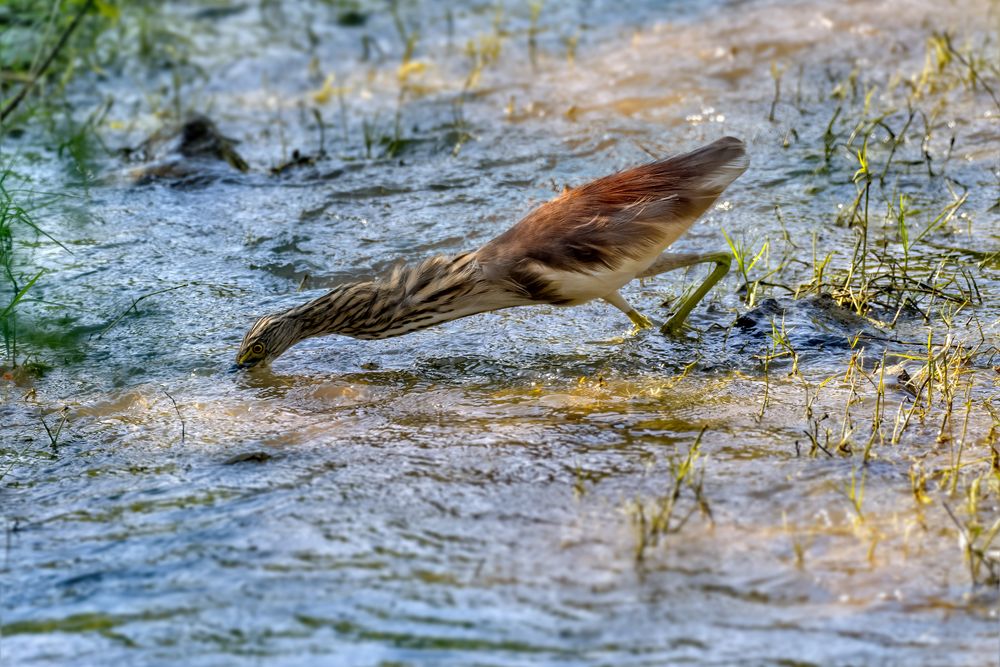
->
<box><xmin>603</xmin><ymin>291</ymin><xmax>654</xmax><ymax>333</ymax></box>
<box><xmin>659</xmin><ymin>252</ymin><xmax>732</xmax><ymax>334</ymax></box>
<box><xmin>626</xmin><ymin>309</ymin><xmax>653</xmax><ymax>329</ymax></box>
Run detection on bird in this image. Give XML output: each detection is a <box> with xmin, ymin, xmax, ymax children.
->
<box><xmin>235</xmin><ymin>136</ymin><xmax>748</xmax><ymax>369</ymax></box>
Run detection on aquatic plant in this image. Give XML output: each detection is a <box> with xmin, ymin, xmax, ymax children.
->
<box><xmin>730</xmin><ymin>26</ymin><xmax>1000</xmax><ymax>585</ymax></box>
<box><xmin>0</xmin><ymin>0</ymin><xmax>119</xmax><ymax>125</ymax></box>
<box><xmin>0</xmin><ymin>171</ymin><xmax>66</xmax><ymax>373</ymax></box>
<box><xmin>0</xmin><ymin>0</ymin><xmax>120</xmax><ymax>372</ymax></box>
<box><xmin>629</xmin><ymin>427</ymin><xmax>712</xmax><ymax>562</ymax></box>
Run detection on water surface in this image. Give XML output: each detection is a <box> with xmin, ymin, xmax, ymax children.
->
<box><xmin>2</xmin><ymin>0</ymin><xmax>998</xmax><ymax>664</ymax></box>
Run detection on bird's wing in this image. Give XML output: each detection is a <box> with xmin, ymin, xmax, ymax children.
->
<box><xmin>475</xmin><ymin>137</ymin><xmax>748</xmax><ymax>302</ymax></box>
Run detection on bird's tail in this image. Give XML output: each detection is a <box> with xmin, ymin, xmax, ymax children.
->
<box><xmin>581</xmin><ymin>136</ymin><xmax>750</xmax><ymax>257</ymax></box>
<box><xmin>585</xmin><ymin>135</ymin><xmax>749</xmax><ymax>241</ymax></box>
<box><xmin>670</xmin><ymin>136</ymin><xmax>749</xmax><ymax>195</ymax></box>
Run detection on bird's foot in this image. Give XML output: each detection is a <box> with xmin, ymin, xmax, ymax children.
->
<box><xmin>626</xmin><ymin>309</ymin><xmax>654</xmax><ymax>330</ymax></box>
<box><xmin>587</xmin><ymin>311</ymin><xmax>655</xmax><ymax>345</ymax></box>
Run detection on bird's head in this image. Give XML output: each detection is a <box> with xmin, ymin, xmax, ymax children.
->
<box><xmin>234</xmin><ymin>312</ymin><xmax>302</xmax><ymax>370</ymax></box>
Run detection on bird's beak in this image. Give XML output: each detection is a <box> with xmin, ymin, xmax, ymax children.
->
<box><xmin>232</xmin><ymin>351</ymin><xmax>258</xmax><ymax>372</ymax></box>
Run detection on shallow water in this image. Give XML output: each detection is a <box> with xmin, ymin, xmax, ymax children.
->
<box><xmin>2</xmin><ymin>0</ymin><xmax>999</xmax><ymax>664</ymax></box>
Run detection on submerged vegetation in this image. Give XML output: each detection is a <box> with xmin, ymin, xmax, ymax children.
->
<box><xmin>596</xmin><ymin>20</ymin><xmax>1000</xmax><ymax>587</ymax></box>
<box><xmin>0</xmin><ymin>174</ymin><xmax>59</xmax><ymax>375</ymax></box>
<box><xmin>734</xmin><ymin>30</ymin><xmax>1000</xmax><ymax>584</ymax></box>
<box><xmin>1</xmin><ymin>0</ymin><xmax>116</xmax><ymax>376</ymax></box>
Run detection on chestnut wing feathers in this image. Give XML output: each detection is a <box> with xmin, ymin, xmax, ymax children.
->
<box><xmin>476</xmin><ymin>137</ymin><xmax>748</xmax><ymax>303</ymax></box>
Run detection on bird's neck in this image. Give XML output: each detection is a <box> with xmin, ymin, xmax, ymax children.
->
<box><xmin>284</xmin><ymin>252</ymin><xmax>503</xmax><ymax>341</ymax></box>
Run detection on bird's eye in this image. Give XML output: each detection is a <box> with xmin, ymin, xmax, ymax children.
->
<box><xmin>251</xmin><ymin>343</ymin><xmax>265</xmax><ymax>355</ymax></box>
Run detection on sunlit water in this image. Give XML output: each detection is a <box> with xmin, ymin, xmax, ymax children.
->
<box><xmin>2</xmin><ymin>0</ymin><xmax>999</xmax><ymax>664</ymax></box>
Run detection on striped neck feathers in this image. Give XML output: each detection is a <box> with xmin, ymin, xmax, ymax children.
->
<box><xmin>283</xmin><ymin>252</ymin><xmax>498</xmax><ymax>341</ymax></box>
